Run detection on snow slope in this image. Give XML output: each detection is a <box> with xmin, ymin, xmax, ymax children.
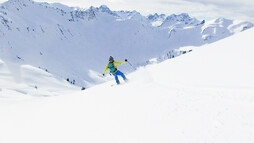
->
<box><xmin>0</xmin><ymin>59</ymin><xmax>79</xmax><ymax>105</ymax></box>
<box><xmin>0</xmin><ymin>0</ymin><xmax>253</xmax><ymax>87</ymax></box>
<box><xmin>0</xmin><ymin>26</ymin><xmax>253</xmax><ymax>143</ymax></box>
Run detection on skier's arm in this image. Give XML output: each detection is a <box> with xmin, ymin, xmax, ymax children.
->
<box><xmin>103</xmin><ymin>65</ymin><xmax>109</xmax><ymax>75</ymax></box>
<box><xmin>114</xmin><ymin>61</ymin><xmax>126</xmax><ymax>65</ymax></box>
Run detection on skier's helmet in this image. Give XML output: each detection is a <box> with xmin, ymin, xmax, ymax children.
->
<box><xmin>109</xmin><ymin>56</ymin><xmax>114</xmax><ymax>62</ymax></box>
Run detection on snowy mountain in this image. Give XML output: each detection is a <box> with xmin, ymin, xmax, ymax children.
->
<box><xmin>0</xmin><ymin>0</ymin><xmax>253</xmax><ymax>87</ymax></box>
<box><xmin>147</xmin><ymin>13</ymin><xmax>166</xmax><ymax>26</ymax></box>
<box><xmin>0</xmin><ymin>23</ymin><xmax>254</xmax><ymax>143</ymax></box>
<box><xmin>201</xmin><ymin>18</ymin><xmax>253</xmax><ymax>43</ymax></box>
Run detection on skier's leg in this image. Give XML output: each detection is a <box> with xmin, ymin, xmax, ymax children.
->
<box><xmin>117</xmin><ymin>70</ymin><xmax>127</xmax><ymax>81</ymax></box>
<box><xmin>113</xmin><ymin>73</ymin><xmax>120</xmax><ymax>84</ymax></box>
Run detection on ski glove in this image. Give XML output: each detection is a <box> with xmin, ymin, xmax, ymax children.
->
<box><xmin>103</xmin><ymin>74</ymin><xmax>105</xmax><ymax>76</ymax></box>
<box><xmin>125</xmin><ymin>59</ymin><xmax>128</xmax><ymax>62</ymax></box>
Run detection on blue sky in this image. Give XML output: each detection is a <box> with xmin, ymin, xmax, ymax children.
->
<box><xmin>1</xmin><ymin>0</ymin><xmax>254</xmax><ymax>22</ymax></box>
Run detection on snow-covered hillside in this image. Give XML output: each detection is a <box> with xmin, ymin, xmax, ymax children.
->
<box><xmin>0</xmin><ymin>0</ymin><xmax>253</xmax><ymax>87</ymax></box>
<box><xmin>0</xmin><ymin>59</ymin><xmax>79</xmax><ymax>105</ymax></box>
<box><xmin>0</xmin><ymin>22</ymin><xmax>254</xmax><ymax>143</ymax></box>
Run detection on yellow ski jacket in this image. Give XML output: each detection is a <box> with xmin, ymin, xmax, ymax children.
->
<box><xmin>103</xmin><ymin>61</ymin><xmax>126</xmax><ymax>74</ymax></box>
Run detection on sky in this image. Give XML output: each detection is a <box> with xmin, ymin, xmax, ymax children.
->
<box><xmin>0</xmin><ymin>0</ymin><xmax>254</xmax><ymax>22</ymax></box>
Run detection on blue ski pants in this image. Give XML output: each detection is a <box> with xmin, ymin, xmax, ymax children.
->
<box><xmin>113</xmin><ymin>70</ymin><xmax>126</xmax><ymax>84</ymax></box>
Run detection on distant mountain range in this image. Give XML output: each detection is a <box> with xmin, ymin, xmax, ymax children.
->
<box><xmin>0</xmin><ymin>0</ymin><xmax>253</xmax><ymax>87</ymax></box>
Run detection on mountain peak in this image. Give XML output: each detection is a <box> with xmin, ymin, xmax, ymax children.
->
<box><xmin>5</xmin><ymin>0</ymin><xmax>33</xmax><ymax>4</ymax></box>
<box><xmin>214</xmin><ymin>17</ymin><xmax>231</xmax><ymax>23</ymax></box>
<box><xmin>166</xmin><ymin>13</ymin><xmax>190</xmax><ymax>20</ymax></box>
<box><xmin>147</xmin><ymin>13</ymin><xmax>166</xmax><ymax>21</ymax></box>
<box><xmin>97</xmin><ymin>5</ymin><xmax>112</xmax><ymax>14</ymax></box>
<box><xmin>88</xmin><ymin>6</ymin><xmax>96</xmax><ymax>10</ymax></box>
<box><xmin>2</xmin><ymin>0</ymin><xmax>34</xmax><ymax>8</ymax></box>
<box><xmin>179</xmin><ymin>13</ymin><xmax>190</xmax><ymax>18</ymax></box>
<box><xmin>162</xmin><ymin>13</ymin><xmax>193</xmax><ymax>26</ymax></box>
<box><xmin>98</xmin><ymin>5</ymin><xmax>110</xmax><ymax>11</ymax></box>
<box><xmin>8</xmin><ymin>0</ymin><xmax>32</xmax><ymax>2</ymax></box>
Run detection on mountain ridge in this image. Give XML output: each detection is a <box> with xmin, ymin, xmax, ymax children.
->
<box><xmin>0</xmin><ymin>0</ymin><xmax>253</xmax><ymax>87</ymax></box>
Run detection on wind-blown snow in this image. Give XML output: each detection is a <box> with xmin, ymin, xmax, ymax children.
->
<box><xmin>0</xmin><ymin>26</ymin><xmax>253</xmax><ymax>143</ymax></box>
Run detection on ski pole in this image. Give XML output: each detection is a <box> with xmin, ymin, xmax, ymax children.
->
<box><xmin>127</xmin><ymin>61</ymin><xmax>136</xmax><ymax>70</ymax></box>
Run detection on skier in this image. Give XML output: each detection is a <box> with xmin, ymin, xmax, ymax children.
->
<box><xmin>103</xmin><ymin>56</ymin><xmax>128</xmax><ymax>84</ymax></box>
